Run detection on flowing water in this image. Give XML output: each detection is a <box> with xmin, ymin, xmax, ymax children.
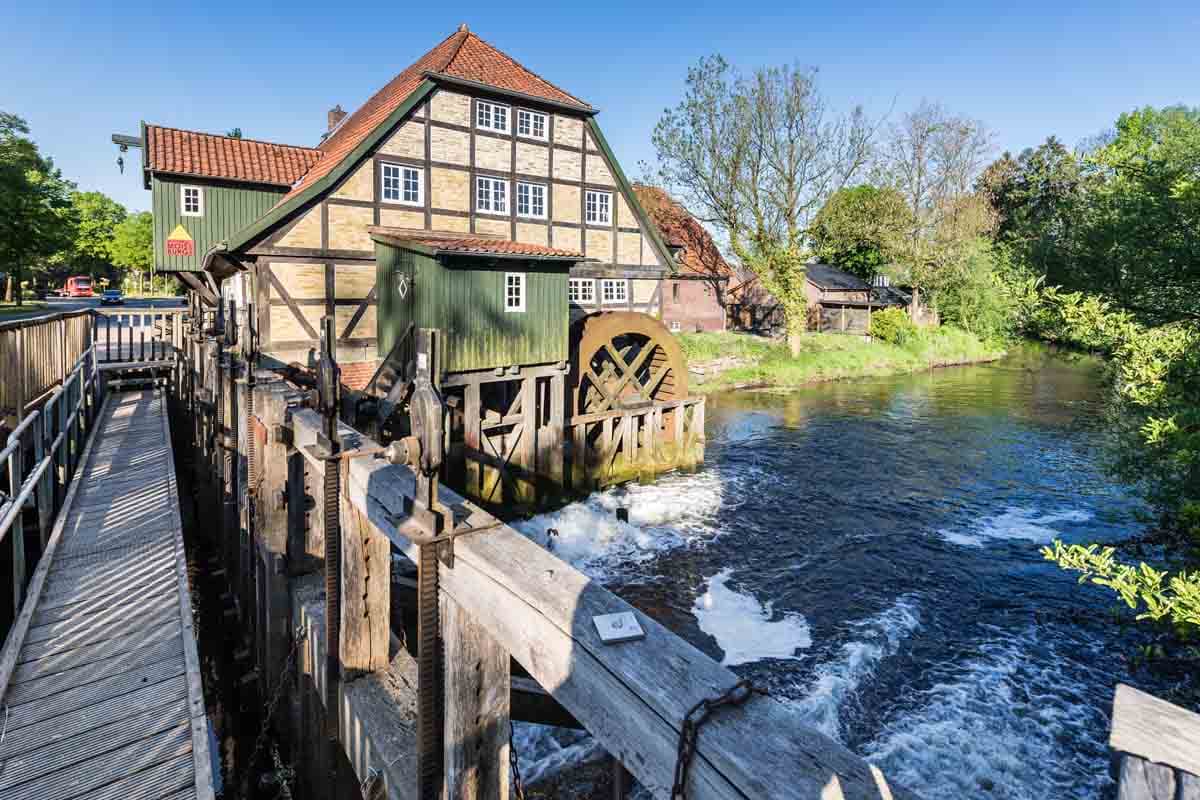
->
<box><xmin>514</xmin><ymin>346</ymin><xmax>1173</xmax><ymax>799</ymax></box>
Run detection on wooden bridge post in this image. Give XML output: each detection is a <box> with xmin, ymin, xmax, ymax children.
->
<box><xmin>338</xmin><ymin>488</ymin><xmax>390</xmax><ymax>677</ymax></box>
<box><xmin>255</xmin><ymin>379</ymin><xmax>296</xmax><ymax>697</ymax></box>
<box><xmin>442</xmin><ymin>593</ymin><xmax>511</xmax><ymax>799</ymax></box>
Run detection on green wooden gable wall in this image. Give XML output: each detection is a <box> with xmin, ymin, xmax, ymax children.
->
<box><xmin>376</xmin><ymin>242</ymin><xmax>569</xmax><ymax>373</ymax></box>
<box><xmin>151</xmin><ymin>176</ymin><xmax>284</xmax><ymax>272</ymax></box>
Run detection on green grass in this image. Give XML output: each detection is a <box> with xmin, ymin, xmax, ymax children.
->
<box><xmin>679</xmin><ymin>328</ymin><xmax>1004</xmax><ymax>392</ymax></box>
<box><xmin>0</xmin><ymin>301</ymin><xmax>49</xmax><ymax>317</ymax></box>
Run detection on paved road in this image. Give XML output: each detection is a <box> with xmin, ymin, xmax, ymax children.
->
<box><xmin>2</xmin><ymin>297</ymin><xmax>186</xmax><ymax>323</ymax></box>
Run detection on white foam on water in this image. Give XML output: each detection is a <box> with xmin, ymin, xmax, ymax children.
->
<box><xmin>791</xmin><ymin>595</ymin><xmax>922</xmax><ymax>741</ymax></box>
<box><xmin>863</xmin><ymin>625</ymin><xmax>1115</xmax><ymax>799</ymax></box>
<box><xmin>939</xmin><ymin>507</ymin><xmax>1094</xmax><ymax>547</ymax></box>
<box><xmin>510</xmin><ymin>723</ymin><xmax>606</xmax><ymax>787</ymax></box>
<box><xmin>693</xmin><ymin>569</ymin><xmax>812</xmax><ymax>666</ymax></box>
<box><xmin>513</xmin><ymin>467</ymin><xmax>734</xmax><ymax>580</ymax></box>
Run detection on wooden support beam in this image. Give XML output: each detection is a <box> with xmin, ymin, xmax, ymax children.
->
<box><xmin>340</xmin><ymin>492</ymin><xmax>391</xmax><ymax>676</ymax></box>
<box><xmin>442</xmin><ymin>593</ymin><xmax>510</xmax><ymax>799</ymax></box>
<box><xmin>255</xmin><ymin>380</ymin><xmax>296</xmax><ymax>693</ymax></box>
<box><xmin>463</xmin><ymin>380</ymin><xmax>481</xmax><ymax>499</ymax></box>
<box><xmin>547</xmin><ymin>373</ymin><xmax>565</xmax><ymax>487</ymax></box>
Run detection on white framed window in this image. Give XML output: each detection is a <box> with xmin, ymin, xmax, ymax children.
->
<box><xmin>181</xmin><ymin>185</ymin><xmax>203</xmax><ymax>216</ymax></box>
<box><xmin>476</xmin><ymin>176</ymin><xmax>509</xmax><ymax>215</ymax></box>
<box><xmin>516</xmin><ymin>182</ymin><xmax>546</xmax><ymax>219</ymax></box>
<box><xmin>669</xmin><ymin>320</ymin><xmax>682</xmax><ymax>332</ymax></box>
<box><xmin>381</xmin><ymin>163</ymin><xmax>423</xmax><ymax>206</ymax></box>
<box><xmin>585</xmin><ymin>190</ymin><xmax>611</xmax><ymax>225</ymax></box>
<box><xmin>476</xmin><ymin>100</ymin><xmax>509</xmax><ymax>133</ymax></box>
<box><xmin>601</xmin><ymin>278</ymin><xmax>628</xmax><ymax>305</ymax></box>
<box><xmin>568</xmin><ymin>278</ymin><xmax>595</xmax><ymax>304</ymax></box>
<box><xmin>505</xmin><ymin>272</ymin><xmax>526</xmax><ymax>312</ymax></box>
<box><xmin>517</xmin><ymin>109</ymin><xmax>547</xmax><ymax>140</ymax></box>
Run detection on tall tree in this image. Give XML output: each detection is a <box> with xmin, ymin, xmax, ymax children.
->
<box><xmin>55</xmin><ymin>190</ymin><xmax>127</xmax><ymax>280</ymax></box>
<box><xmin>809</xmin><ymin>184</ymin><xmax>912</xmax><ymax>280</ymax></box>
<box><xmin>0</xmin><ymin>112</ymin><xmax>75</xmax><ymax>303</ymax></box>
<box><xmin>651</xmin><ymin>56</ymin><xmax>875</xmax><ymax>351</ymax></box>
<box><xmin>978</xmin><ymin>137</ymin><xmax>1082</xmax><ymax>288</ymax></box>
<box><xmin>110</xmin><ymin>211</ymin><xmax>153</xmax><ymax>295</ymax></box>
<box><xmin>875</xmin><ymin>102</ymin><xmax>994</xmax><ymax>304</ymax></box>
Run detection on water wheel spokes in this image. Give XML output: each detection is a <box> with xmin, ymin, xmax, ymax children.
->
<box><xmin>573</xmin><ymin>312</ymin><xmax>688</xmax><ymax>415</ymax></box>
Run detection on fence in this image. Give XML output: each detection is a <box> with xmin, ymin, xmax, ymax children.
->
<box><xmin>0</xmin><ymin>346</ymin><xmax>102</xmax><ymax>644</ymax></box>
<box><xmin>0</xmin><ymin>311</ymin><xmax>93</xmax><ymax>425</ymax></box>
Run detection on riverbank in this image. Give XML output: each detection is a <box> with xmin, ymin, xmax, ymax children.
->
<box><xmin>679</xmin><ymin>328</ymin><xmax>1004</xmax><ymax>392</ymax></box>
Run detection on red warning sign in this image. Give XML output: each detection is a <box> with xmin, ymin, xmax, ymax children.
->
<box><xmin>166</xmin><ymin>224</ymin><xmax>194</xmax><ymax>257</ymax></box>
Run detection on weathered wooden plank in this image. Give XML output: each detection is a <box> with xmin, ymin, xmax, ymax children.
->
<box><xmin>12</xmin><ymin>624</ymin><xmax>180</xmax><ymax>676</ymax></box>
<box><xmin>4</xmin><ymin>657</ymin><xmax>186</xmax><ymax>731</ymax></box>
<box><xmin>1112</xmin><ymin>683</ymin><xmax>1200</xmax><ymax>778</ymax></box>
<box><xmin>8</xmin><ymin>633</ymin><xmax>182</xmax><ymax>701</ymax></box>
<box><xmin>291</xmin><ymin>409</ymin><xmax>911</xmax><ymax>800</ymax></box>
<box><xmin>17</xmin><ymin>606</ymin><xmax>179</xmax><ymax>661</ymax></box>
<box><xmin>340</xmin><ymin>489</ymin><xmax>391</xmax><ymax>676</ymax></box>
<box><xmin>0</xmin><ymin>700</ymin><xmax>188</xmax><ymax>789</ymax></box>
<box><xmin>442</xmin><ymin>593</ymin><xmax>510</xmax><ymax>800</ymax></box>
<box><xmin>5</xmin><ymin>723</ymin><xmax>192</xmax><ymax>800</ymax></box>
<box><xmin>23</xmin><ymin>589</ymin><xmax>177</xmax><ymax>643</ymax></box>
<box><xmin>1117</xmin><ymin>754</ymin><xmax>1177</xmax><ymax>800</ymax></box>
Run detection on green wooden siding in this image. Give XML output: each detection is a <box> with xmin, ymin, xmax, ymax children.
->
<box><xmin>376</xmin><ymin>243</ymin><xmax>569</xmax><ymax>373</ymax></box>
<box><xmin>152</xmin><ymin>176</ymin><xmax>284</xmax><ymax>272</ymax></box>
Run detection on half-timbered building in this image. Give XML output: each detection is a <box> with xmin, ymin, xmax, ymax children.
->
<box><xmin>140</xmin><ymin>24</ymin><xmax>675</xmax><ymax>385</ymax></box>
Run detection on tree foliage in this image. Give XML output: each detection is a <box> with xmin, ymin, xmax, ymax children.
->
<box><xmin>0</xmin><ymin>111</ymin><xmax>75</xmax><ymax>301</ymax></box>
<box><xmin>54</xmin><ymin>190</ymin><xmax>127</xmax><ymax>281</ymax></box>
<box><xmin>651</xmin><ymin>56</ymin><xmax>876</xmax><ymax>347</ymax></box>
<box><xmin>110</xmin><ymin>211</ymin><xmax>154</xmax><ymax>292</ymax></box>
<box><xmin>809</xmin><ymin>184</ymin><xmax>911</xmax><ymax>280</ymax></box>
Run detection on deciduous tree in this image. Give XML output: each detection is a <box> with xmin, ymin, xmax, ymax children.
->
<box><xmin>651</xmin><ymin>56</ymin><xmax>876</xmax><ymax>351</ymax></box>
<box><xmin>110</xmin><ymin>211</ymin><xmax>153</xmax><ymax>295</ymax></box>
<box><xmin>0</xmin><ymin>112</ymin><xmax>75</xmax><ymax>303</ymax></box>
<box><xmin>809</xmin><ymin>184</ymin><xmax>911</xmax><ymax>280</ymax></box>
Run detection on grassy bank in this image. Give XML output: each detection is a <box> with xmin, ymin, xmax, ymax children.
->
<box><xmin>679</xmin><ymin>328</ymin><xmax>1004</xmax><ymax>392</ymax></box>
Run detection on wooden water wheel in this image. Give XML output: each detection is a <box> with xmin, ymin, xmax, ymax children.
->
<box><xmin>571</xmin><ymin>312</ymin><xmax>688</xmax><ymax>415</ymax></box>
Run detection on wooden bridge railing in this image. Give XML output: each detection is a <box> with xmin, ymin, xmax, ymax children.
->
<box><xmin>277</xmin><ymin>400</ymin><xmax>912</xmax><ymax>800</ymax></box>
<box><xmin>567</xmin><ymin>396</ymin><xmax>705</xmax><ymax>490</ymax></box>
<box><xmin>0</xmin><ymin>346</ymin><xmax>102</xmax><ymax>646</ymax></box>
<box><xmin>93</xmin><ymin>306</ymin><xmax>185</xmax><ymax>366</ymax></box>
<box><xmin>0</xmin><ymin>310</ymin><xmax>93</xmax><ymax>425</ymax></box>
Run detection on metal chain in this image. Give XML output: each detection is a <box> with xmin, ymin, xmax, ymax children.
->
<box><xmin>671</xmin><ymin>679</ymin><xmax>768</xmax><ymax>800</ymax></box>
<box><xmin>247</xmin><ymin>625</ymin><xmax>307</xmax><ymax>780</ymax></box>
<box><xmin>509</xmin><ymin>720</ymin><xmax>527</xmax><ymax>800</ymax></box>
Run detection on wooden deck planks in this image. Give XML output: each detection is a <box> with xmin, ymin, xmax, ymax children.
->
<box><xmin>0</xmin><ymin>390</ymin><xmax>213</xmax><ymax>800</ymax></box>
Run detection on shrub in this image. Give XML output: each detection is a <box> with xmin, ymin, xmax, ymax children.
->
<box><xmin>869</xmin><ymin>307</ymin><xmax>917</xmax><ymax>345</ymax></box>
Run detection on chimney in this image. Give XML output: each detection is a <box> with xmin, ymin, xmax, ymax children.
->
<box><xmin>327</xmin><ymin>104</ymin><xmax>347</xmax><ymax>132</ymax></box>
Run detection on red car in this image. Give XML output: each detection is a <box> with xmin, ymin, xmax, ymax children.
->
<box><xmin>64</xmin><ymin>276</ymin><xmax>93</xmax><ymax>297</ymax></box>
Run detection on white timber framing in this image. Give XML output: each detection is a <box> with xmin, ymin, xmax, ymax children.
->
<box><xmin>289</xmin><ymin>408</ymin><xmax>912</xmax><ymax>800</ymax></box>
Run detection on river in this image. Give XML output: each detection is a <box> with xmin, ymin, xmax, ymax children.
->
<box><xmin>513</xmin><ymin>346</ymin><xmax>1171</xmax><ymax>799</ymax></box>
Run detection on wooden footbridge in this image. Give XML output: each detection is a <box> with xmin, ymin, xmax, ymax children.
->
<box><xmin>1</xmin><ymin>304</ymin><xmax>1191</xmax><ymax>800</ymax></box>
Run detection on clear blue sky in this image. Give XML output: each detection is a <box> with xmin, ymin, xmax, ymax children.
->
<box><xmin>2</xmin><ymin>0</ymin><xmax>1195</xmax><ymax>212</ymax></box>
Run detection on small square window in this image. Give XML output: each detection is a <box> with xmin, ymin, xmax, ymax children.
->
<box><xmin>585</xmin><ymin>191</ymin><xmax>611</xmax><ymax>225</ymax></box>
<box><xmin>568</xmin><ymin>278</ymin><xmax>595</xmax><ymax>304</ymax></box>
<box><xmin>181</xmin><ymin>186</ymin><xmax>203</xmax><ymax>216</ymax></box>
<box><xmin>476</xmin><ymin>177</ymin><xmax>508</xmax><ymax>215</ymax></box>
<box><xmin>601</xmin><ymin>278</ymin><xmax>627</xmax><ymax>304</ymax></box>
<box><xmin>382</xmin><ymin>163</ymin><xmax>422</xmax><ymax>206</ymax></box>
<box><xmin>516</xmin><ymin>182</ymin><xmax>546</xmax><ymax>219</ymax></box>
<box><xmin>477</xmin><ymin>100</ymin><xmax>509</xmax><ymax>133</ymax></box>
<box><xmin>669</xmin><ymin>320</ymin><xmax>682</xmax><ymax>332</ymax></box>
<box><xmin>505</xmin><ymin>272</ymin><xmax>526</xmax><ymax>312</ymax></box>
<box><xmin>517</xmin><ymin>109</ymin><xmax>547</xmax><ymax>140</ymax></box>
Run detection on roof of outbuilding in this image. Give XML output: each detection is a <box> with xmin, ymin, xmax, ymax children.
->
<box><xmin>374</xmin><ymin>232</ymin><xmax>585</xmax><ymax>261</ymax></box>
<box><xmin>632</xmin><ymin>185</ymin><xmax>732</xmax><ymax>280</ymax></box>
<box><xmin>144</xmin><ymin>125</ymin><xmax>322</xmax><ymax>186</ymax></box>
<box><xmin>279</xmin><ymin>25</ymin><xmax>590</xmax><ymax>206</ymax></box>
<box><xmin>805</xmin><ymin>263</ymin><xmax>872</xmax><ymax>292</ymax></box>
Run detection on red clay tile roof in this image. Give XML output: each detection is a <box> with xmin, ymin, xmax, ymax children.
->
<box><xmin>393</xmin><ymin>235</ymin><xmax>584</xmax><ymax>260</ymax></box>
<box><xmin>145</xmin><ymin>125</ymin><xmax>322</xmax><ymax>186</ymax></box>
<box><xmin>280</xmin><ymin>25</ymin><xmax>590</xmax><ymax>206</ymax></box>
<box><xmin>339</xmin><ymin>361</ymin><xmax>380</xmax><ymax>392</ymax></box>
<box><xmin>633</xmin><ymin>185</ymin><xmax>734</xmax><ymax>280</ymax></box>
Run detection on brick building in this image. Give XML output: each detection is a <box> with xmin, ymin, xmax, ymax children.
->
<box><xmin>633</xmin><ymin>185</ymin><xmax>731</xmax><ymax>333</ymax></box>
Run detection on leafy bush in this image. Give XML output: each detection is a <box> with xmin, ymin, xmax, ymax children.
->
<box><xmin>925</xmin><ymin>240</ymin><xmax>1019</xmax><ymax>343</ymax></box>
<box><xmin>869</xmin><ymin>307</ymin><xmax>917</xmax><ymax>345</ymax></box>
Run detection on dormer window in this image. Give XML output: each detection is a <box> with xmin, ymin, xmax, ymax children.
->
<box><xmin>476</xmin><ymin>100</ymin><xmax>509</xmax><ymax>133</ymax></box>
<box><xmin>517</xmin><ymin>109</ymin><xmax>547</xmax><ymax>140</ymax></box>
<box><xmin>181</xmin><ymin>185</ymin><xmax>203</xmax><ymax>217</ymax></box>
